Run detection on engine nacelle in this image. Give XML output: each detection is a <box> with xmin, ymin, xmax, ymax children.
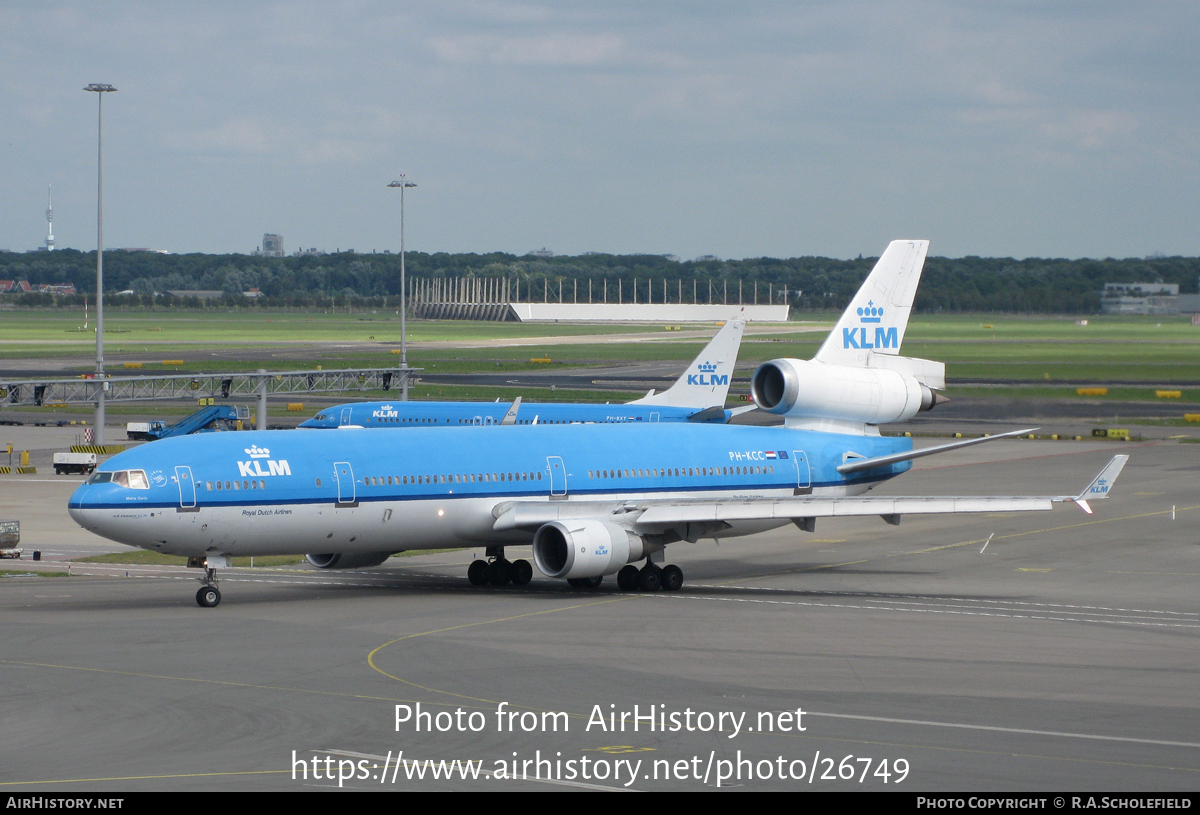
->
<box><xmin>750</xmin><ymin>357</ymin><xmax>943</xmax><ymax>426</ymax></box>
<box><xmin>532</xmin><ymin>520</ymin><xmax>650</xmax><ymax>579</ymax></box>
<box><xmin>305</xmin><ymin>551</ymin><xmax>393</xmax><ymax>569</ymax></box>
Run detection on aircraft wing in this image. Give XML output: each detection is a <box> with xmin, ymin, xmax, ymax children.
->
<box><xmin>492</xmin><ymin>455</ymin><xmax>1128</xmax><ymax>535</ymax></box>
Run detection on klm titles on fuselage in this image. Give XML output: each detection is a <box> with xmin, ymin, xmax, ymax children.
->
<box><xmin>843</xmin><ymin>302</ymin><xmax>898</xmax><ymax>350</ymax></box>
<box><xmin>372</xmin><ymin>405</ymin><xmax>399</xmax><ymax>419</ymax></box>
<box><xmin>237</xmin><ymin>445</ymin><xmax>292</xmax><ymax>478</ymax></box>
<box><xmin>687</xmin><ymin>361</ymin><xmax>729</xmax><ymax>386</ymax></box>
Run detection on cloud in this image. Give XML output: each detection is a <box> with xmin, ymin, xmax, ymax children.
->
<box><xmin>429</xmin><ymin>32</ymin><xmax>623</xmax><ymax>66</ymax></box>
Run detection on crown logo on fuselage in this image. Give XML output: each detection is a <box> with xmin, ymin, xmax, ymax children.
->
<box><xmin>244</xmin><ymin>445</ymin><xmax>271</xmax><ymax>459</ymax></box>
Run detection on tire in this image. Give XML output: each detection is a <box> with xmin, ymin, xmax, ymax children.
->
<box><xmin>661</xmin><ymin>564</ymin><xmax>684</xmax><ymax>591</ymax></box>
<box><xmin>486</xmin><ymin>559</ymin><xmax>511</xmax><ymax>586</ymax></box>
<box><xmin>467</xmin><ymin>559</ymin><xmax>488</xmax><ymax>586</ymax></box>
<box><xmin>617</xmin><ymin>565</ymin><xmax>639</xmax><ymax>591</ymax></box>
<box><xmin>510</xmin><ymin>559</ymin><xmax>533</xmax><ymax>586</ymax></box>
<box><xmin>638</xmin><ymin>567</ymin><xmax>661</xmax><ymax>592</ymax></box>
<box><xmin>196</xmin><ymin>586</ymin><xmax>221</xmax><ymax>608</ymax></box>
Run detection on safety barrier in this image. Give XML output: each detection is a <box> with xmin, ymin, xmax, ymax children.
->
<box><xmin>70</xmin><ymin>445</ymin><xmax>127</xmax><ymax>455</ymax></box>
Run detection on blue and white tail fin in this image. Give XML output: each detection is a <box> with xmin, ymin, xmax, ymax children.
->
<box><xmin>629</xmin><ymin>318</ymin><xmax>745</xmax><ymax>409</ymax></box>
<box><xmin>814</xmin><ymin>240</ymin><xmax>929</xmax><ymax>367</ymax></box>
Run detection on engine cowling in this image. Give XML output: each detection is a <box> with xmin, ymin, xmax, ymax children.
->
<box><xmin>750</xmin><ymin>357</ymin><xmax>942</xmax><ymax>425</ymax></box>
<box><xmin>305</xmin><ymin>551</ymin><xmax>393</xmax><ymax>569</ymax></box>
<box><xmin>532</xmin><ymin>520</ymin><xmax>650</xmax><ymax>579</ymax></box>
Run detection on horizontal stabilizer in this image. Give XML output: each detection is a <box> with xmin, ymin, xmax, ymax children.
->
<box><xmin>867</xmin><ymin>354</ymin><xmax>946</xmax><ymax>391</ymax></box>
<box><xmin>499</xmin><ymin>397</ymin><xmax>522</xmax><ymax>426</ymax></box>
<box><xmin>686</xmin><ymin>405</ymin><xmax>728</xmax><ymax>423</ymax></box>
<box><xmin>837</xmin><ymin>428</ymin><xmax>1038</xmax><ymax>474</ymax></box>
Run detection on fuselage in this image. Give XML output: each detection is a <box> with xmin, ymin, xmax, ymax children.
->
<box><xmin>68</xmin><ymin>424</ymin><xmax>911</xmax><ymax>558</ymax></box>
<box><xmin>297</xmin><ymin>400</ymin><xmax>731</xmax><ymax>429</ymax></box>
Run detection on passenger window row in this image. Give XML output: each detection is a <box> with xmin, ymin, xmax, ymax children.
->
<box><xmin>363</xmin><ymin>472</ymin><xmax>545</xmax><ymax>486</ymax></box>
<box><xmin>587</xmin><ymin>465</ymin><xmax>775</xmax><ymax>479</ymax></box>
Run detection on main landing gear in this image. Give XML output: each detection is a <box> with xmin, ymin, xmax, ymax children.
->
<box><xmin>467</xmin><ymin>547</ymin><xmax>533</xmax><ymax>588</ymax></box>
<box><xmin>616</xmin><ymin>562</ymin><xmax>684</xmax><ymax>592</ymax></box>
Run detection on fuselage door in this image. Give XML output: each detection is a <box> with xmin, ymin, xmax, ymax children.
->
<box><xmin>791</xmin><ymin>450</ymin><xmax>812</xmax><ymax>496</ymax></box>
<box><xmin>650</xmin><ymin>412</ymin><xmax>660</xmax><ymax>423</ymax></box>
<box><xmin>339</xmin><ymin>407</ymin><xmax>353</xmax><ymax>427</ymax></box>
<box><xmin>175</xmin><ymin>465</ymin><xmax>197</xmax><ymax>510</ymax></box>
<box><xmin>334</xmin><ymin>461</ymin><xmax>357</xmax><ymax>507</ymax></box>
<box><xmin>546</xmin><ymin>456</ymin><xmax>567</xmax><ymax>499</ymax></box>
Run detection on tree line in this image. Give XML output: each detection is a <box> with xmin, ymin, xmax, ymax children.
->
<box><xmin>1</xmin><ymin>248</ymin><xmax>1197</xmax><ymax>313</ymax></box>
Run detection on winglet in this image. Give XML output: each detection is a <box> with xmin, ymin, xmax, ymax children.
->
<box><xmin>1058</xmin><ymin>455</ymin><xmax>1129</xmax><ymax>514</ymax></box>
<box><xmin>499</xmin><ymin>396</ymin><xmax>522</xmax><ymax>426</ymax></box>
<box><xmin>629</xmin><ymin>318</ymin><xmax>745</xmax><ymax>408</ymax></box>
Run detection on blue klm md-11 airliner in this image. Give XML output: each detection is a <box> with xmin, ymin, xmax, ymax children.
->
<box><xmin>68</xmin><ymin>241</ymin><xmax>1128</xmax><ymax>607</ymax></box>
<box><xmin>298</xmin><ymin>317</ymin><xmax>746</xmax><ymax>429</ymax></box>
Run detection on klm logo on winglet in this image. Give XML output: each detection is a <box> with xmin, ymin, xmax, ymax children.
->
<box><xmin>1090</xmin><ymin>478</ymin><xmax>1109</xmax><ymax>496</ymax></box>
<box><xmin>237</xmin><ymin>445</ymin><xmax>291</xmax><ymax>478</ymax></box>
<box><xmin>842</xmin><ymin>301</ymin><xmax>898</xmax><ymax>350</ymax></box>
<box><xmin>372</xmin><ymin>404</ymin><xmax>399</xmax><ymax>419</ymax></box>
<box><xmin>687</xmin><ymin>361</ymin><xmax>728</xmax><ymax>386</ymax></box>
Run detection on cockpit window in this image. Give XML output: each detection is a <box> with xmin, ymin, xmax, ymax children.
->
<box><xmin>87</xmin><ymin>469</ymin><xmax>150</xmax><ymax>489</ymax></box>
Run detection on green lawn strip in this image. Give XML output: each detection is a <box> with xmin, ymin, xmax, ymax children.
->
<box><xmin>0</xmin><ymin>311</ymin><xmax>660</xmax><ymax>344</ymax></box>
<box><xmin>945</xmin><ymin>385</ymin><xmax>1200</xmax><ymax>402</ymax></box>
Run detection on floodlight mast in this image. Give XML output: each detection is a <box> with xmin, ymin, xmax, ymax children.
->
<box><xmin>85</xmin><ymin>83</ymin><xmax>116</xmax><ymax>444</ymax></box>
<box><xmin>388</xmin><ymin>177</ymin><xmax>417</xmax><ymax>400</ymax></box>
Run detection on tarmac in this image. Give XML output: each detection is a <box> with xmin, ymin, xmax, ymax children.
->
<box><xmin>0</xmin><ymin>424</ymin><xmax>1197</xmax><ymax>791</ymax></box>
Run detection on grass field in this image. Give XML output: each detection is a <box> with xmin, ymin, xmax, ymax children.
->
<box><xmin>3</xmin><ymin>310</ymin><xmax>1199</xmax><ymax>391</ymax></box>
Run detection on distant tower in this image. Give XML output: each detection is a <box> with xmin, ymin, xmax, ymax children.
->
<box><xmin>44</xmin><ymin>184</ymin><xmax>55</xmax><ymax>251</ymax></box>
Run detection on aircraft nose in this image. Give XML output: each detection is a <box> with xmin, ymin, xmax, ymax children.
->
<box><xmin>67</xmin><ymin>483</ymin><xmax>93</xmax><ymax>528</ymax></box>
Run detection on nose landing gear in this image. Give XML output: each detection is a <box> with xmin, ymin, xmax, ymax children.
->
<box><xmin>195</xmin><ymin>565</ymin><xmax>221</xmax><ymax>608</ymax></box>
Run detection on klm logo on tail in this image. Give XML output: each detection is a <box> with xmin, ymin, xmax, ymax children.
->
<box><xmin>687</xmin><ymin>361</ymin><xmax>728</xmax><ymax>387</ymax></box>
<box><xmin>843</xmin><ymin>301</ymin><xmax>898</xmax><ymax>350</ymax></box>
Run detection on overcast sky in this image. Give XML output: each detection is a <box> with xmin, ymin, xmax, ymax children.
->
<box><xmin>4</xmin><ymin>1</ymin><xmax>1198</xmax><ymax>260</ymax></box>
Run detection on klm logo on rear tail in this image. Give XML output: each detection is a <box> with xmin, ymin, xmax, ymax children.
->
<box><xmin>237</xmin><ymin>445</ymin><xmax>291</xmax><ymax>478</ymax></box>
<box><xmin>687</xmin><ymin>361</ymin><xmax>728</xmax><ymax>386</ymax></box>
<box><xmin>842</xmin><ymin>301</ymin><xmax>898</xmax><ymax>350</ymax></box>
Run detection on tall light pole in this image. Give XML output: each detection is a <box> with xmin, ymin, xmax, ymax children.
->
<box><xmin>85</xmin><ymin>83</ymin><xmax>116</xmax><ymax>444</ymax></box>
<box><xmin>388</xmin><ymin>177</ymin><xmax>416</xmax><ymax>400</ymax></box>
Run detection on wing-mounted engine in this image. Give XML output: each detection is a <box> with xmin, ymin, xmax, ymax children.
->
<box><xmin>305</xmin><ymin>551</ymin><xmax>393</xmax><ymax>569</ymax></box>
<box><xmin>532</xmin><ymin>519</ymin><xmax>658</xmax><ymax>579</ymax></box>
<box><xmin>750</xmin><ymin>357</ymin><xmax>946</xmax><ymax>431</ymax></box>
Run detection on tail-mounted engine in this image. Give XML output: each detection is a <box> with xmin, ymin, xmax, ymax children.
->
<box><xmin>751</xmin><ymin>357</ymin><xmax>945</xmax><ymax>427</ymax></box>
